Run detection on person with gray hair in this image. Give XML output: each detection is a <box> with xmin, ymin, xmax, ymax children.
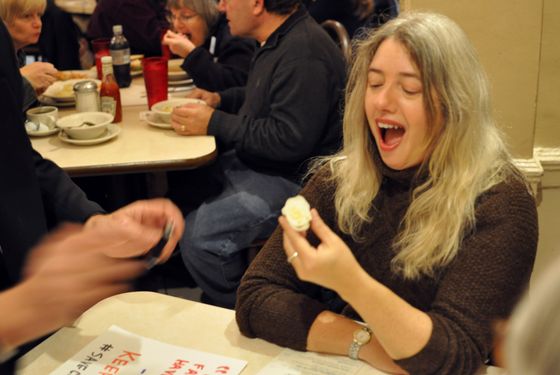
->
<box><xmin>505</xmin><ymin>256</ymin><xmax>560</xmax><ymax>375</ymax></box>
<box><xmin>236</xmin><ymin>11</ymin><xmax>537</xmax><ymax>374</ymax></box>
<box><xmin>163</xmin><ymin>0</ymin><xmax>255</xmax><ymax>91</ymax></box>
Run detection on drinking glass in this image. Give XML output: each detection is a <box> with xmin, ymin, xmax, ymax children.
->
<box><xmin>143</xmin><ymin>57</ymin><xmax>168</xmax><ymax>109</ymax></box>
<box><xmin>92</xmin><ymin>38</ymin><xmax>111</xmax><ymax>80</ymax></box>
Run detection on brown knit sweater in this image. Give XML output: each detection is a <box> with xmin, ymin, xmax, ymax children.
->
<box><xmin>235</xmin><ymin>160</ymin><xmax>538</xmax><ymax>375</ymax></box>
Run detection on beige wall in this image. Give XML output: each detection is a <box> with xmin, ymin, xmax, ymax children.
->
<box><xmin>400</xmin><ymin>1</ymin><xmax>560</xmax><ymax>283</ymax></box>
<box><xmin>535</xmin><ymin>0</ymin><xmax>560</xmax><ymax>147</ymax></box>
<box><xmin>401</xmin><ymin>0</ymin><xmax>542</xmax><ymax>158</ymax></box>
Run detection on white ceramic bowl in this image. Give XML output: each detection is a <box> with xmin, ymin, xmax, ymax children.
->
<box><xmin>56</xmin><ymin>112</ymin><xmax>113</xmax><ymax>140</ymax></box>
<box><xmin>151</xmin><ymin>98</ymin><xmax>205</xmax><ymax>123</ymax></box>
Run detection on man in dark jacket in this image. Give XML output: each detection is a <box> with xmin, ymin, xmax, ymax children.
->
<box><xmin>170</xmin><ymin>0</ymin><xmax>346</xmax><ymax>308</ymax></box>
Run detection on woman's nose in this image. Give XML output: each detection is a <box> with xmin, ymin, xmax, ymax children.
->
<box><xmin>32</xmin><ymin>15</ymin><xmax>42</xmax><ymax>28</ymax></box>
<box><xmin>375</xmin><ymin>85</ymin><xmax>397</xmax><ymax>112</ymax></box>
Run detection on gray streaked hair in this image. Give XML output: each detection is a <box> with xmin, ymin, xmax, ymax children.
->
<box><xmin>166</xmin><ymin>0</ymin><xmax>220</xmax><ymax>29</ymax></box>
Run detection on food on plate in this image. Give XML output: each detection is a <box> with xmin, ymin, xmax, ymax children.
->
<box><xmin>56</xmin><ymin>82</ymin><xmax>76</xmax><ymax>98</ymax></box>
<box><xmin>130</xmin><ymin>54</ymin><xmax>144</xmax><ymax>72</ymax></box>
<box><xmin>131</xmin><ymin>59</ymin><xmax>142</xmax><ymax>71</ymax></box>
<box><xmin>55</xmin><ymin>71</ymin><xmax>89</xmax><ymax>81</ymax></box>
<box><xmin>159</xmin><ymin>105</ymin><xmax>174</xmax><ymax>113</ymax></box>
<box><xmin>281</xmin><ymin>195</ymin><xmax>312</xmax><ymax>231</ymax></box>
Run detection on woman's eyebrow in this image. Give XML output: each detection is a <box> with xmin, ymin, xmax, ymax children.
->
<box><xmin>368</xmin><ymin>67</ymin><xmax>421</xmax><ymax>80</ymax></box>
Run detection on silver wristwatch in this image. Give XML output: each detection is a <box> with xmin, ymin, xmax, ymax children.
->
<box><xmin>348</xmin><ymin>326</ymin><xmax>372</xmax><ymax>360</ymax></box>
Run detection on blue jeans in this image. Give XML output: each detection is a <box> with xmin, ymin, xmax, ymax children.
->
<box><xmin>180</xmin><ymin>150</ymin><xmax>300</xmax><ymax>308</ymax></box>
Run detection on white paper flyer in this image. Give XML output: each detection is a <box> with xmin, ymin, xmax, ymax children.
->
<box><xmin>49</xmin><ymin>325</ymin><xmax>247</xmax><ymax>375</ymax></box>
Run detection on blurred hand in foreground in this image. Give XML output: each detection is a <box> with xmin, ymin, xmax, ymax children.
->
<box><xmin>85</xmin><ymin>198</ymin><xmax>185</xmax><ymax>264</ymax></box>
<box><xmin>0</xmin><ymin>223</ymin><xmax>146</xmax><ymax>350</ymax></box>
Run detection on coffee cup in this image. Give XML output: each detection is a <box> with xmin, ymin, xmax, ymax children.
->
<box><xmin>26</xmin><ymin>106</ymin><xmax>59</xmax><ymax>130</ymax></box>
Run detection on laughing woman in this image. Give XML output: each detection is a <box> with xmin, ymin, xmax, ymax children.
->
<box><xmin>0</xmin><ymin>0</ymin><xmax>58</xmax><ymax>110</ymax></box>
<box><xmin>162</xmin><ymin>0</ymin><xmax>255</xmax><ymax>91</ymax></box>
<box><xmin>236</xmin><ymin>12</ymin><xmax>538</xmax><ymax>375</ymax></box>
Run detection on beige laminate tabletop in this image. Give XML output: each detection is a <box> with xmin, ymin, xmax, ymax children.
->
<box><xmin>16</xmin><ymin>292</ymin><xmax>506</xmax><ymax>375</ymax></box>
<box><xmin>31</xmin><ymin>105</ymin><xmax>217</xmax><ymax>177</ymax></box>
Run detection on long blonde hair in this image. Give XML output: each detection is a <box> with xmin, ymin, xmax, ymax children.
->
<box><xmin>325</xmin><ymin>12</ymin><xmax>517</xmax><ymax>279</ymax></box>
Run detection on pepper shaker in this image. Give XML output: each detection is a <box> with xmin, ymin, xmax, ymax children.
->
<box><xmin>73</xmin><ymin>80</ymin><xmax>99</xmax><ymax>112</ymax></box>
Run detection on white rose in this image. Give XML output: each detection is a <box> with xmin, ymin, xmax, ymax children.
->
<box><xmin>281</xmin><ymin>195</ymin><xmax>312</xmax><ymax>231</ymax></box>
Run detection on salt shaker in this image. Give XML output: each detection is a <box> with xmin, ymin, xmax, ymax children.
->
<box><xmin>74</xmin><ymin>80</ymin><xmax>99</xmax><ymax>112</ymax></box>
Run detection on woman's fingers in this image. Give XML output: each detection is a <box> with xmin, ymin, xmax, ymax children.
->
<box><xmin>309</xmin><ymin>209</ymin><xmax>338</xmax><ymax>246</ymax></box>
<box><xmin>279</xmin><ymin>216</ymin><xmax>315</xmax><ymax>262</ymax></box>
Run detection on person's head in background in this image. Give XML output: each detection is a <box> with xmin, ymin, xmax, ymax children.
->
<box><xmin>505</xmin><ymin>256</ymin><xmax>560</xmax><ymax>375</ymax></box>
<box><xmin>0</xmin><ymin>0</ymin><xmax>46</xmax><ymax>50</ymax></box>
<box><xmin>167</xmin><ymin>0</ymin><xmax>220</xmax><ymax>47</ymax></box>
<box><xmin>333</xmin><ymin>12</ymin><xmax>513</xmax><ymax>279</ymax></box>
<box><xmin>218</xmin><ymin>0</ymin><xmax>300</xmax><ymax>41</ymax></box>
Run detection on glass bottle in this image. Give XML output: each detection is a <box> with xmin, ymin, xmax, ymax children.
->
<box><xmin>109</xmin><ymin>24</ymin><xmax>132</xmax><ymax>88</ymax></box>
<box><xmin>100</xmin><ymin>56</ymin><xmax>122</xmax><ymax>123</ymax></box>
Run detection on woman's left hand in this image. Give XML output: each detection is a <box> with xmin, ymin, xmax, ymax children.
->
<box><xmin>279</xmin><ymin>209</ymin><xmax>362</xmax><ymax>293</ymax></box>
<box><xmin>162</xmin><ymin>30</ymin><xmax>195</xmax><ymax>58</ymax></box>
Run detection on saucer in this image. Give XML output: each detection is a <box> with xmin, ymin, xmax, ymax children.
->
<box><xmin>168</xmin><ymin>78</ymin><xmax>193</xmax><ymax>87</ymax></box>
<box><xmin>144</xmin><ymin>112</ymin><xmax>172</xmax><ymax>129</ymax></box>
<box><xmin>27</xmin><ymin>127</ymin><xmax>59</xmax><ymax>137</ymax></box>
<box><xmin>59</xmin><ymin>124</ymin><xmax>121</xmax><ymax>145</ymax></box>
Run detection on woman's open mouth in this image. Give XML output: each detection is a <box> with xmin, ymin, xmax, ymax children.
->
<box><xmin>377</xmin><ymin>120</ymin><xmax>405</xmax><ymax>149</ymax></box>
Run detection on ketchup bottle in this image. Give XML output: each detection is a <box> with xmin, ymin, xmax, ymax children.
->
<box><xmin>99</xmin><ymin>56</ymin><xmax>122</xmax><ymax>123</ymax></box>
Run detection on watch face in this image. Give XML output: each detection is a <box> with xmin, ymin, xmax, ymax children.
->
<box><xmin>355</xmin><ymin>328</ymin><xmax>371</xmax><ymax>344</ymax></box>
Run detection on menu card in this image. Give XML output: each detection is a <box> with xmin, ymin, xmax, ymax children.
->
<box><xmin>255</xmin><ymin>349</ymin><xmax>376</xmax><ymax>375</ymax></box>
<box><xmin>49</xmin><ymin>325</ymin><xmax>247</xmax><ymax>375</ymax></box>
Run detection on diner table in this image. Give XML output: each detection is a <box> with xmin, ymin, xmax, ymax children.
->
<box><xmin>16</xmin><ymin>292</ymin><xmax>507</xmax><ymax>375</ymax></box>
<box><xmin>32</xmin><ymin>80</ymin><xmax>216</xmax><ymax>177</ymax></box>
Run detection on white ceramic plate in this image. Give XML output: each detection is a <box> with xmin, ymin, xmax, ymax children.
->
<box><xmin>27</xmin><ymin>127</ymin><xmax>59</xmax><ymax>137</ymax></box>
<box><xmin>144</xmin><ymin>112</ymin><xmax>172</xmax><ymax>129</ymax></box>
<box><xmin>168</xmin><ymin>59</ymin><xmax>188</xmax><ymax>81</ymax></box>
<box><xmin>43</xmin><ymin>79</ymin><xmax>101</xmax><ymax>102</ymax></box>
<box><xmin>38</xmin><ymin>95</ymin><xmax>75</xmax><ymax>107</ymax></box>
<box><xmin>168</xmin><ymin>78</ymin><xmax>193</xmax><ymax>86</ymax></box>
<box><xmin>58</xmin><ymin>124</ymin><xmax>121</xmax><ymax>145</ymax></box>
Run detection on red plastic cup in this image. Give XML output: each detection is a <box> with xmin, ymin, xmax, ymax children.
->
<box><xmin>92</xmin><ymin>38</ymin><xmax>111</xmax><ymax>80</ymax></box>
<box><xmin>160</xmin><ymin>28</ymin><xmax>172</xmax><ymax>60</ymax></box>
<box><xmin>143</xmin><ymin>57</ymin><xmax>168</xmax><ymax>109</ymax></box>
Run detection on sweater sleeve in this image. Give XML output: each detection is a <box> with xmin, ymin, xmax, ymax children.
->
<box><xmin>395</xmin><ymin>178</ymin><xmax>538</xmax><ymax>374</ymax></box>
<box><xmin>33</xmin><ymin>149</ymin><xmax>105</xmax><ymax>223</ymax></box>
<box><xmin>182</xmin><ymin>37</ymin><xmax>254</xmax><ymax>92</ymax></box>
<box><xmin>236</xmin><ymin>167</ymin><xmax>336</xmax><ymax>350</ymax></box>
<box><xmin>208</xmin><ymin>58</ymin><xmax>338</xmax><ymax>165</ymax></box>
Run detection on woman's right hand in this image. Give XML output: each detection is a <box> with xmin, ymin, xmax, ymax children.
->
<box><xmin>162</xmin><ymin>30</ymin><xmax>196</xmax><ymax>58</ymax></box>
<box><xmin>20</xmin><ymin>62</ymin><xmax>58</xmax><ymax>94</ymax></box>
<box><xmin>279</xmin><ymin>209</ymin><xmax>365</xmax><ymax>295</ymax></box>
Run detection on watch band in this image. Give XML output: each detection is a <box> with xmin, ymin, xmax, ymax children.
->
<box><xmin>348</xmin><ymin>326</ymin><xmax>372</xmax><ymax>360</ymax></box>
